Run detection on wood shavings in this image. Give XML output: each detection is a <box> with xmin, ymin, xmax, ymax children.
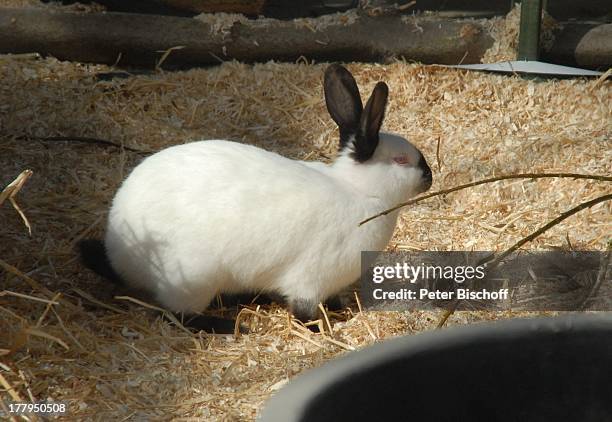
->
<box><xmin>482</xmin><ymin>3</ymin><xmax>561</xmax><ymax>63</ymax></box>
<box><xmin>194</xmin><ymin>12</ymin><xmax>249</xmax><ymax>39</ymax></box>
<box><xmin>293</xmin><ymin>10</ymin><xmax>360</xmax><ymax>32</ymax></box>
<box><xmin>0</xmin><ymin>53</ymin><xmax>609</xmax><ymax>420</ymax></box>
<box><xmin>0</xmin><ymin>0</ymin><xmax>106</xmax><ymax>12</ymax></box>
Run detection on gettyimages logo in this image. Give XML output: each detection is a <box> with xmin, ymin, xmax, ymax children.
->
<box><xmin>360</xmin><ymin>251</ymin><xmax>611</xmax><ymax>311</ymax></box>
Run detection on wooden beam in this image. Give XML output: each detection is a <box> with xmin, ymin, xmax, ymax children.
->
<box><xmin>153</xmin><ymin>0</ymin><xmax>266</xmax><ymax>16</ymax></box>
<box><xmin>517</xmin><ymin>0</ymin><xmax>543</xmax><ymax>61</ymax></box>
<box><xmin>0</xmin><ymin>9</ymin><xmax>493</xmax><ymax>67</ymax></box>
<box><xmin>0</xmin><ymin>8</ymin><xmax>609</xmax><ymax>69</ymax></box>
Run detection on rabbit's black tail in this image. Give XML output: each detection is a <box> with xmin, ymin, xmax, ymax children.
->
<box><xmin>77</xmin><ymin>239</ymin><xmax>122</xmax><ymax>284</ymax></box>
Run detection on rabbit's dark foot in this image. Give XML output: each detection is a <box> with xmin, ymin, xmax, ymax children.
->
<box><xmin>290</xmin><ymin>298</ymin><xmax>346</xmax><ymax>333</ymax></box>
<box><xmin>289</xmin><ymin>298</ymin><xmax>319</xmax><ymax>324</ymax></box>
<box><xmin>324</xmin><ymin>295</ymin><xmax>343</xmax><ymax>312</ymax></box>
<box><xmin>171</xmin><ymin>314</ymin><xmax>249</xmax><ymax>334</ymax></box>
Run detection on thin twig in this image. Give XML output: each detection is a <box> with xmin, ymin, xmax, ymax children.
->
<box><xmin>0</xmin><ymin>372</ymin><xmax>22</xmax><ymax>402</ymax></box>
<box><xmin>589</xmin><ymin>68</ymin><xmax>611</xmax><ymax>93</ymax></box>
<box><xmin>321</xmin><ymin>335</ymin><xmax>355</xmax><ymax>351</ymax></box>
<box><xmin>18</xmin><ymin>135</ymin><xmax>154</xmax><ymax>154</ymax></box>
<box><xmin>318</xmin><ymin>302</ymin><xmax>333</xmax><ymax>335</ymax></box>
<box><xmin>0</xmin><ymin>290</ymin><xmax>59</xmax><ymax>306</ymax></box>
<box><xmin>360</xmin><ymin>173</ymin><xmax>612</xmax><ymax>225</ymax></box>
<box><xmin>26</xmin><ymin>327</ymin><xmax>70</xmax><ymax>350</ymax></box>
<box><xmin>486</xmin><ymin>193</ymin><xmax>612</xmax><ymax>268</ymax></box>
<box><xmin>156</xmin><ymin>45</ymin><xmax>185</xmax><ymax>71</ymax></box>
<box><xmin>0</xmin><ymin>258</ymin><xmax>79</xmax><ymax>311</ymax></box>
<box><xmin>0</xmin><ymin>169</ymin><xmax>33</xmax><ymax>235</ymax></box>
<box><xmin>397</xmin><ymin>1</ymin><xmax>416</xmax><ymax>11</ymax></box>
<box><xmin>114</xmin><ymin>295</ymin><xmax>193</xmax><ymax>336</ymax></box>
<box><xmin>436</xmin><ymin>193</ymin><xmax>612</xmax><ymax>328</ymax></box>
<box><xmin>435</xmin><ymin>136</ymin><xmax>442</xmax><ymax>172</ymax></box>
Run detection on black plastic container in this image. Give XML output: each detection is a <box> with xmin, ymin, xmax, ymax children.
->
<box><xmin>259</xmin><ymin>314</ymin><xmax>612</xmax><ymax>422</ymax></box>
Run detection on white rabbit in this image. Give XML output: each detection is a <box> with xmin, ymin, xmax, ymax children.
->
<box><xmin>83</xmin><ymin>64</ymin><xmax>432</xmax><ymax>322</ymax></box>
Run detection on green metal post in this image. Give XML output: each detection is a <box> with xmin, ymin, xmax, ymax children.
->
<box><xmin>517</xmin><ymin>0</ymin><xmax>543</xmax><ymax>61</ymax></box>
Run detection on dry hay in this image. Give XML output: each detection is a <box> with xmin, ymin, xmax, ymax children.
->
<box><xmin>194</xmin><ymin>9</ymin><xmax>360</xmax><ymax>36</ymax></box>
<box><xmin>482</xmin><ymin>3</ymin><xmax>561</xmax><ymax>64</ymax></box>
<box><xmin>0</xmin><ymin>9</ymin><xmax>611</xmax><ymax>422</ymax></box>
<box><xmin>194</xmin><ymin>13</ymin><xmax>250</xmax><ymax>39</ymax></box>
<box><xmin>1</xmin><ymin>54</ymin><xmax>609</xmax><ymax>420</ymax></box>
<box><xmin>292</xmin><ymin>10</ymin><xmax>360</xmax><ymax>32</ymax></box>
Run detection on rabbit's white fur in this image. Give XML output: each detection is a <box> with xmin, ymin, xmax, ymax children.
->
<box><xmin>105</xmin><ymin>134</ymin><xmax>427</xmax><ymax>316</ymax></box>
<box><xmin>101</xmin><ymin>64</ymin><xmax>432</xmax><ymax>320</ymax></box>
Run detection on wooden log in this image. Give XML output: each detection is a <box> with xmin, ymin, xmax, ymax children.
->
<box><xmin>153</xmin><ymin>0</ymin><xmax>266</xmax><ymax>16</ymax></box>
<box><xmin>0</xmin><ymin>8</ymin><xmax>609</xmax><ymax>69</ymax></box>
<box><xmin>58</xmin><ymin>0</ymin><xmax>611</xmax><ymax>21</ymax></box>
<box><xmin>541</xmin><ymin>23</ymin><xmax>612</xmax><ymax>69</ymax></box>
<box><xmin>0</xmin><ymin>8</ymin><xmax>493</xmax><ymax>67</ymax></box>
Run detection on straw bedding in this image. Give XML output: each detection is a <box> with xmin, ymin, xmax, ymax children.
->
<box><xmin>1</xmin><ymin>5</ymin><xmax>611</xmax><ymax>422</ymax></box>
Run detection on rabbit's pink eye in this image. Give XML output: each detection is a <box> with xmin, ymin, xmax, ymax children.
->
<box><xmin>393</xmin><ymin>156</ymin><xmax>414</xmax><ymax>166</ymax></box>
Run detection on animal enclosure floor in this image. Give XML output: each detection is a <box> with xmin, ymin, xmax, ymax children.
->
<box><xmin>1</xmin><ymin>53</ymin><xmax>610</xmax><ymax>420</ymax></box>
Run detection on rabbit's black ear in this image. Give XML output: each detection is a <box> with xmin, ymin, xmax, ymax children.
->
<box><xmin>354</xmin><ymin>82</ymin><xmax>388</xmax><ymax>162</ymax></box>
<box><xmin>324</xmin><ymin>64</ymin><xmax>363</xmax><ymax>147</ymax></box>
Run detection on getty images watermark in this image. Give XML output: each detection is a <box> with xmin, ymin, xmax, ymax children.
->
<box><xmin>360</xmin><ymin>251</ymin><xmax>611</xmax><ymax>311</ymax></box>
<box><xmin>370</xmin><ymin>261</ymin><xmax>509</xmax><ymax>301</ymax></box>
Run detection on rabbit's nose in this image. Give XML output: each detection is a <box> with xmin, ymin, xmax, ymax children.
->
<box><xmin>419</xmin><ymin>155</ymin><xmax>432</xmax><ymax>192</ymax></box>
